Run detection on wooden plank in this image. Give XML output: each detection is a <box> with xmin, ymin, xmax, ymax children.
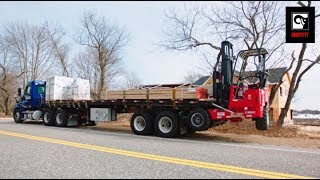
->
<box><xmin>148</xmin><ymin>89</ymin><xmax>173</xmax><ymax>94</ymax></box>
<box><xmin>125</xmin><ymin>89</ymin><xmax>147</xmax><ymax>94</ymax></box>
<box><xmin>175</xmin><ymin>88</ymin><xmax>197</xmax><ymax>93</ymax></box>
<box><xmin>106</xmin><ymin>90</ymin><xmax>125</xmax><ymax>95</ymax></box>
<box><xmin>149</xmin><ymin>94</ymin><xmax>173</xmax><ymax>99</ymax></box>
<box><xmin>149</xmin><ymin>94</ymin><xmax>197</xmax><ymax>99</ymax></box>
<box><xmin>103</xmin><ymin>87</ymin><xmax>198</xmax><ymax>100</ymax></box>
<box><xmin>125</xmin><ymin>94</ymin><xmax>147</xmax><ymax>99</ymax></box>
<box><xmin>104</xmin><ymin>94</ymin><xmax>124</xmax><ymax>99</ymax></box>
<box><xmin>175</xmin><ymin>94</ymin><xmax>197</xmax><ymax>99</ymax></box>
<box><xmin>148</xmin><ymin>88</ymin><xmax>196</xmax><ymax>94</ymax></box>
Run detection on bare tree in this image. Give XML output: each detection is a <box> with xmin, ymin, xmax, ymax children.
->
<box><xmin>277</xmin><ymin>1</ymin><xmax>320</xmax><ymax>125</ymax></box>
<box><xmin>3</xmin><ymin>21</ymin><xmax>55</xmax><ymax>87</ymax></box>
<box><xmin>183</xmin><ymin>70</ymin><xmax>205</xmax><ymax>84</ymax></box>
<box><xmin>45</xmin><ymin>22</ymin><xmax>71</xmax><ymax>77</ymax></box>
<box><xmin>122</xmin><ymin>71</ymin><xmax>142</xmax><ymax>90</ymax></box>
<box><xmin>159</xmin><ymin>2</ymin><xmax>286</xmax><ymax>66</ymax></box>
<box><xmin>159</xmin><ymin>5</ymin><xmax>221</xmax><ymax>69</ymax></box>
<box><xmin>0</xmin><ymin>37</ymin><xmax>22</xmax><ymax>115</ymax></box>
<box><xmin>75</xmin><ymin>11</ymin><xmax>129</xmax><ymax>99</ymax></box>
<box><xmin>74</xmin><ymin>48</ymin><xmax>100</xmax><ymax>99</ymax></box>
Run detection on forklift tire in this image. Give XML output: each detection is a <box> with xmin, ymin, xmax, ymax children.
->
<box><xmin>13</xmin><ymin>108</ymin><xmax>23</xmax><ymax>123</ymax></box>
<box><xmin>55</xmin><ymin>109</ymin><xmax>69</xmax><ymax>127</ymax></box>
<box><xmin>255</xmin><ymin>106</ymin><xmax>269</xmax><ymax>130</ymax></box>
<box><xmin>43</xmin><ymin>109</ymin><xmax>55</xmax><ymax>126</ymax></box>
<box><xmin>154</xmin><ymin>111</ymin><xmax>180</xmax><ymax>138</ymax></box>
<box><xmin>187</xmin><ymin>109</ymin><xmax>211</xmax><ymax>131</ymax></box>
<box><xmin>130</xmin><ymin>112</ymin><xmax>154</xmax><ymax>135</ymax></box>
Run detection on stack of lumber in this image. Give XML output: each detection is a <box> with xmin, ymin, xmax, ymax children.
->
<box><xmin>103</xmin><ymin>87</ymin><xmax>198</xmax><ymax>100</ymax></box>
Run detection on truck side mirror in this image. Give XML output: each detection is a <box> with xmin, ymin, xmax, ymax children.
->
<box><xmin>14</xmin><ymin>95</ymin><xmax>19</xmax><ymax>103</ymax></box>
<box><xmin>18</xmin><ymin>88</ymin><xmax>21</xmax><ymax>97</ymax></box>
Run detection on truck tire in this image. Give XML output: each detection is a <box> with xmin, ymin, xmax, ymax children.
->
<box><xmin>187</xmin><ymin>108</ymin><xmax>211</xmax><ymax>131</ymax></box>
<box><xmin>130</xmin><ymin>112</ymin><xmax>153</xmax><ymax>135</ymax></box>
<box><xmin>154</xmin><ymin>111</ymin><xmax>179</xmax><ymax>138</ymax></box>
<box><xmin>43</xmin><ymin>109</ymin><xmax>55</xmax><ymax>126</ymax></box>
<box><xmin>255</xmin><ymin>106</ymin><xmax>269</xmax><ymax>130</ymax></box>
<box><xmin>55</xmin><ymin>109</ymin><xmax>69</xmax><ymax>127</ymax></box>
<box><xmin>13</xmin><ymin>108</ymin><xmax>23</xmax><ymax>123</ymax></box>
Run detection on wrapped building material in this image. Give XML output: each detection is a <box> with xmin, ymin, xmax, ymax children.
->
<box><xmin>104</xmin><ymin>87</ymin><xmax>198</xmax><ymax>100</ymax></box>
<box><xmin>46</xmin><ymin>76</ymin><xmax>90</xmax><ymax>101</ymax></box>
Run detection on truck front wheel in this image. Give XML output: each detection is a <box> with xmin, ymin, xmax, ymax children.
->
<box><xmin>13</xmin><ymin>108</ymin><xmax>23</xmax><ymax>123</ymax></box>
<box><xmin>43</xmin><ymin>109</ymin><xmax>55</xmax><ymax>126</ymax></box>
<box><xmin>130</xmin><ymin>112</ymin><xmax>153</xmax><ymax>135</ymax></box>
<box><xmin>55</xmin><ymin>109</ymin><xmax>69</xmax><ymax>127</ymax></box>
<box><xmin>154</xmin><ymin>111</ymin><xmax>179</xmax><ymax>138</ymax></box>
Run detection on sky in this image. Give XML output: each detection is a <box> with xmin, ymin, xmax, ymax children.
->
<box><xmin>0</xmin><ymin>1</ymin><xmax>319</xmax><ymax>111</ymax></box>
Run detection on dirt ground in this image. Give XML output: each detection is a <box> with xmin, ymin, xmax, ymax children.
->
<box><xmin>2</xmin><ymin>113</ymin><xmax>320</xmax><ymax>149</ymax></box>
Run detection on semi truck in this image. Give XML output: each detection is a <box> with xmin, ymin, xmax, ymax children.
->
<box><xmin>13</xmin><ymin>41</ymin><xmax>270</xmax><ymax>138</ymax></box>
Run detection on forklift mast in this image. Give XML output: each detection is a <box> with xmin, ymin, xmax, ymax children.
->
<box><xmin>213</xmin><ymin>41</ymin><xmax>234</xmax><ymax>108</ymax></box>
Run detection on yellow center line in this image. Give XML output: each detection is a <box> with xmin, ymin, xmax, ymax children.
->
<box><xmin>0</xmin><ymin>130</ymin><xmax>314</xmax><ymax>179</ymax></box>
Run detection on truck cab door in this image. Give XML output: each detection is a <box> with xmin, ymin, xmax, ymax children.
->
<box><xmin>20</xmin><ymin>85</ymin><xmax>32</xmax><ymax>108</ymax></box>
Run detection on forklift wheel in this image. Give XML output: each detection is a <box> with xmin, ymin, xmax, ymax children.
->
<box><xmin>255</xmin><ymin>106</ymin><xmax>269</xmax><ymax>130</ymax></box>
<box><xmin>187</xmin><ymin>109</ymin><xmax>211</xmax><ymax>131</ymax></box>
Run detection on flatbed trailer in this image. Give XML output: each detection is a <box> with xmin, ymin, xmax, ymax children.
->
<box><xmin>43</xmin><ymin>96</ymin><xmax>232</xmax><ymax>138</ymax></box>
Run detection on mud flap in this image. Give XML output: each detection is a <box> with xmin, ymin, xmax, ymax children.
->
<box><xmin>180</xmin><ymin>116</ymin><xmax>188</xmax><ymax>135</ymax></box>
<box><xmin>67</xmin><ymin>115</ymin><xmax>79</xmax><ymax>126</ymax></box>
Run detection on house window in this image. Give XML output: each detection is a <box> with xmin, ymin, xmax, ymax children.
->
<box><xmin>280</xmin><ymin>86</ymin><xmax>283</xmax><ymax>96</ymax></box>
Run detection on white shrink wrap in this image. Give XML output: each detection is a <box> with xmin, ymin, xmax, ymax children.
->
<box><xmin>46</xmin><ymin>76</ymin><xmax>91</xmax><ymax>101</ymax></box>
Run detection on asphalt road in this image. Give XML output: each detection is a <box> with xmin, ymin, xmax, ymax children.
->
<box><xmin>0</xmin><ymin>118</ymin><xmax>319</xmax><ymax>179</ymax></box>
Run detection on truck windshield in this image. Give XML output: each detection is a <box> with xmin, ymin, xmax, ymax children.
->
<box><xmin>25</xmin><ymin>86</ymin><xmax>31</xmax><ymax>95</ymax></box>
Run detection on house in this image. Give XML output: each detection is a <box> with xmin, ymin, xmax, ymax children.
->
<box><xmin>193</xmin><ymin>67</ymin><xmax>293</xmax><ymax>125</ymax></box>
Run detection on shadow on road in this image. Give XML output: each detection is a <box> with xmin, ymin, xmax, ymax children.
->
<box><xmin>178</xmin><ymin>132</ymin><xmax>247</xmax><ymax>143</ymax></box>
<box><xmin>0</xmin><ymin>119</ymin><xmax>43</xmax><ymax>125</ymax></box>
<box><xmin>0</xmin><ymin>119</ymin><xmax>246</xmax><ymax>144</ymax></box>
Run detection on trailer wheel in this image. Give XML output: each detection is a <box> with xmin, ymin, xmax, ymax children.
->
<box><xmin>13</xmin><ymin>108</ymin><xmax>23</xmax><ymax>123</ymax></box>
<box><xmin>55</xmin><ymin>109</ymin><xmax>69</xmax><ymax>127</ymax></box>
<box><xmin>255</xmin><ymin>106</ymin><xmax>269</xmax><ymax>130</ymax></box>
<box><xmin>43</xmin><ymin>109</ymin><xmax>55</xmax><ymax>126</ymax></box>
<box><xmin>154</xmin><ymin>111</ymin><xmax>179</xmax><ymax>138</ymax></box>
<box><xmin>130</xmin><ymin>112</ymin><xmax>153</xmax><ymax>135</ymax></box>
<box><xmin>187</xmin><ymin>109</ymin><xmax>211</xmax><ymax>131</ymax></box>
